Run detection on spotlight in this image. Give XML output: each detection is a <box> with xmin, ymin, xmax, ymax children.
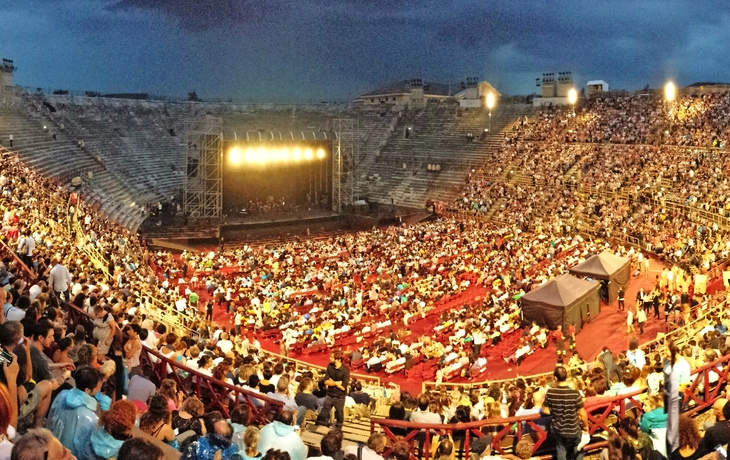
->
<box><xmin>304</xmin><ymin>148</ymin><xmax>314</xmax><ymax>160</ymax></box>
<box><xmin>281</xmin><ymin>147</ymin><xmax>290</xmax><ymax>160</ymax></box>
<box><xmin>292</xmin><ymin>147</ymin><xmax>302</xmax><ymax>161</ymax></box>
<box><xmin>229</xmin><ymin>147</ymin><xmax>243</xmax><ymax>164</ymax></box>
<box><xmin>316</xmin><ymin>148</ymin><xmax>325</xmax><ymax>159</ymax></box>
<box><xmin>244</xmin><ymin>148</ymin><xmax>255</xmax><ymax>162</ymax></box>
<box><xmin>255</xmin><ymin>147</ymin><xmax>266</xmax><ymax>162</ymax></box>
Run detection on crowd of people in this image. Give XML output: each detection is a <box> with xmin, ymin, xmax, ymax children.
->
<box><xmin>0</xmin><ymin>89</ymin><xmax>728</xmax><ymax>460</ymax></box>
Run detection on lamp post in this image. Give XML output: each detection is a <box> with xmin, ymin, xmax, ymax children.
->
<box><xmin>568</xmin><ymin>88</ymin><xmax>577</xmax><ymax>116</ymax></box>
<box><xmin>486</xmin><ymin>92</ymin><xmax>495</xmax><ymax>134</ymax></box>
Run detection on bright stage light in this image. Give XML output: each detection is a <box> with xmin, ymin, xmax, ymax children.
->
<box><xmin>304</xmin><ymin>148</ymin><xmax>314</xmax><ymax>160</ymax></box>
<box><xmin>229</xmin><ymin>147</ymin><xmax>243</xmax><ymax>164</ymax></box>
<box><xmin>665</xmin><ymin>81</ymin><xmax>676</xmax><ymax>102</ymax></box>
<box><xmin>292</xmin><ymin>147</ymin><xmax>302</xmax><ymax>161</ymax></box>
<box><xmin>316</xmin><ymin>148</ymin><xmax>325</xmax><ymax>159</ymax></box>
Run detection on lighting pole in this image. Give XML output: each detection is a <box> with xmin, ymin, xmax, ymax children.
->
<box><xmin>486</xmin><ymin>92</ymin><xmax>495</xmax><ymax>134</ymax></box>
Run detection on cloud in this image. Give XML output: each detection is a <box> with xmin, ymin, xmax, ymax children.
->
<box><xmin>2</xmin><ymin>0</ymin><xmax>730</xmax><ymax>100</ymax></box>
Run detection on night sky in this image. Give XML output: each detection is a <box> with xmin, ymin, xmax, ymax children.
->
<box><xmin>1</xmin><ymin>0</ymin><xmax>729</xmax><ymax>102</ymax></box>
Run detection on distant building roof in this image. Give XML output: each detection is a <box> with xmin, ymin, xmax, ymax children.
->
<box><xmin>685</xmin><ymin>82</ymin><xmax>730</xmax><ymax>88</ymax></box>
<box><xmin>360</xmin><ymin>80</ymin><xmax>454</xmax><ymax>98</ymax></box>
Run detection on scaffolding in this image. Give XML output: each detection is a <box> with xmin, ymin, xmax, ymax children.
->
<box><xmin>183</xmin><ymin>116</ymin><xmax>223</xmax><ymax>220</ymax></box>
<box><xmin>332</xmin><ymin>118</ymin><xmax>356</xmax><ymax>213</ymax></box>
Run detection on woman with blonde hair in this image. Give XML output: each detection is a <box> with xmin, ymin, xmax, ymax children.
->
<box><xmin>241</xmin><ymin>426</ymin><xmax>263</xmax><ymax>460</ymax></box>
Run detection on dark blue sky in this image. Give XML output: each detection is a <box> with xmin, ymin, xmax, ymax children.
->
<box><xmin>1</xmin><ymin>0</ymin><xmax>729</xmax><ymax>102</ymax></box>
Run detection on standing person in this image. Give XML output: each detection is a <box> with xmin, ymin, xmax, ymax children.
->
<box><xmin>617</xmin><ymin>286</ymin><xmax>625</xmax><ymax>312</ymax></box>
<box><xmin>317</xmin><ymin>350</ymin><xmax>350</xmax><ymax>429</ymax></box>
<box><xmin>48</xmin><ymin>257</ymin><xmax>72</xmax><ymax>302</ymax></box>
<box><xmin>553</xmin><ymin>326</ymin><xmax>566</xmax><ymax>362</ymax></box>
<box><xmin>542</xmin><ymin>365</ymin><xmax>589</xmax><ymax>460</ymax></box>
<box><xmin>637</xmin><ymin>306</ymin><xmax>647</xmax><ymax>336</ymax></box>
<box><xmin>627</xmin><ymin>307</ymin><xmax>635</xmax><ymax>336</ymax></box>
<box><xmin>17</xmin><ymin>230</ymin><xmax>35</xmax><ymax>271</ymax></box>
<box><xmin>204</xmin><ymin>300</ymin><xmax>214</xmax><ymax>322</ymax></box>
<box><xmin>123</xmin><ymin>324</ymin><xmax>142</xmax><ymax>378</ymax></box>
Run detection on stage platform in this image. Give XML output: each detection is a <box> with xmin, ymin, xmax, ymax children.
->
<box><xmin>141</xmin><ymin>205</ymin><xmax>432</xmax><ymax>250</ymax></box>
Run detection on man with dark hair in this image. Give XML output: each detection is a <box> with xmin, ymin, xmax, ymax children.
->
<box><xmin>317</xmin><ymin>350</ymin><xmax>349</xmax><ymax>429</ymax></box>
<box><xmin>127</xmin><ymin>363</ymin><xmax>156</xmax><ymax>406</ymax></box>
<box><xmin>410</xmin><ymin>394</ymin><xmax>441</xmax><ymax>424</ymax></box>
<box><xmin>47</xmin><ymin>366</ymin><xmax>102</xmax><ymax>459</ymax></box>
<box><xmin>0</xmin><ymin>321</ymin><xmax>54</xmax><ymax>429</ymax></box>
<box><xmin>542</xmin><ymin>366</ymin><xmax>588</xmax><ymax>460</ymax></box>
<box><xmin>258</xmin><ymin>410</ymin><xmax>307</xmax><ymax>460</ymax></box>
<box><xmin>309</xmin><ymin>433</ymin><xmax>341</xmax><ymax>460</ymax></box>
<box><xmin>30</xmin><ymin>320</ymin><xmax>69</xmax><ymax>390</ymax></box>
<box><xmin>117</xmin><ymin>438</ymin><xmax>164</xmax><ymax>460</ymax></box>
<box><xmin>697</xmin><ymin>399</ymin><xmax>730</xmax><ymax>457</ymax></box>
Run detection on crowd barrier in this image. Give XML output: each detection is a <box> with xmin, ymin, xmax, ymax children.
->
<box><xmin>374</xmin><ymin>348</ymin><xmax>730</xmax><ymax>460</ymax></box>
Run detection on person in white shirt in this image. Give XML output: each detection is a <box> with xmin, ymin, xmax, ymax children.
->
<box><xmin>343</xmin><ymin>432</ymin><xmax>387</xmax><ymax>460</ymax></box>
<box><xmin>48</xmin><ymin>257</ymin><xmax>72</xmax><ymax>301</ymax></box>
<box><xmin>216</xmin><ymin>333</ymin><xmax>234</xmax><ymax>356</ymax></box>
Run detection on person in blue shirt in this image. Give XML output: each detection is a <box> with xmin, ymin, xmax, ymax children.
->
<box><xmin>47</xmin><ymin>366</ymin><xmax>102</xmax><ymax>459</ymax></box>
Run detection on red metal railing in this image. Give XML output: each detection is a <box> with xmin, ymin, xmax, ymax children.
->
<box><xmin>139</xmin><ymin>346</ymin><xmax>283</xmax><ymax>423</ymax></box>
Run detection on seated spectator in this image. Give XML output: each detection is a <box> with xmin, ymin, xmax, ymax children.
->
<box><xmin>294</xmin><ymin>377</ymin><xmax>318</xmax><ymax>412</ymax></box>
<box><xmin>229</xmin><ymin>405</ymin><xmax>251</xmax><ymax>451</ymax></box>
<box><xmin>87</xmin><ymin>399</ymin><xmax>137</xmax><ymax>459</ymax></box>
<box><xmin>265</xmin><ymin>376</ymin><xmax>304</xmax><ymax>424</ymax></box>
<box><xmin>697</xmin><ymin>399</ymin><xmax>730</xmax><ymax>457</ymax></box>
<box><xmin>173</xmin><ymin>396</ymin><xmax>207</xmax><ymax>437</ymax></box>
<box><xmin>0</xmin><ymin>381</ymin><xmax>16</xmax><ymax>460</ymax></box>
<box><xmin>410</xmin><ymin>394</ymin><xmax>442</xmax><ymax>424</ymax></box>
<box><xmin>11</xmin><ymin>428</ymin><xmax>73</xmax><ymax>460</ymax></box>
<box><xmin>117</xmin><ymin>438</ymin><xmax>164</xmax><ymax>460</ymax></box>
<box><xmin>669</xmin><ymin>415</ymin><xmax>701</xmax><ymax>460</ymax></box>
<box><xmin>258</xmin><ymin>410</ymin><xmax>307</xmax><ymax>460</ymax></box>
<box><xmin>127</xmin><ymin>364</ymin><xmax>157</xmax><ymax>407</ymax></box>
<box><xmin>180</xmin><ymin>418</ymin><xmax>240</xmax><ymax>460</ymax></box>
<box><xmin>387</xmin><ymin>401</ymin><xmax>408</xmax><ymax>436</ymax></box>
<box><xmin>139</xmin><ymin>394</ymin><xmax>175</xmax><ymax>446</ymax></box>
<box><xmin>343</xmin><ymin>432</ymin><xmax>386</xmax><ymax>460</ymax></box>
<box><xmin>348</xmin><ymin>381</ymin><xmax>371</xmax><ymax>407</ymax></box>
<box><xmin>308</xmin><ymin>431</ymin><xmax>341</xmax><ymax>460</ymax></box>
<box><xmin>240</xmin><ymin>426</ymin><xmax>262</xmax><ymax>460</ymax></box>
<box><xmin>47</xmin><ymin>365</ymin><xmax>102</xmax><ymax>459</ymax></box>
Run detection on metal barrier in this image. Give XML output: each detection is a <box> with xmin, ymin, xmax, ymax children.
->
<box><xmin>139</xmin><ymin>346</ymin><xmax>283</xmax><ymax>423</ymax></box>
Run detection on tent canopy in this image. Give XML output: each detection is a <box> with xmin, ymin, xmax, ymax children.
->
<box><xmin>521</xmin><ymin>274</ymin><xmax>600</xmax><ymax>333</ymax></box>
<box><xmin>569</xmin><ymin>251</ymin><xmax>631</xmax><ymax>303</ymax></box>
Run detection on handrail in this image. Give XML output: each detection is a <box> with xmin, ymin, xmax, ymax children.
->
<box><xmin>139</xmin><ymin>346</ymin><xmax>284</xmax><ymax>422</ymax></box>
<box><xmin>62</xmin><ymin>302</ymin><xmax>283</xmax><ymax>422</ymax></box>
<box><xmin>371</xmin><ymin>389</ymin><xmax>646</xmax><ymax>459</ymax></box>
<box><xmin>0</xmin><ymin>237</ymin><xmax>35</xmax><ymax>285</ymax></box>
<box><xmin>256</xmin><ymin>348</ymin><xmax>382</xmax><ymax>387</ymax></box>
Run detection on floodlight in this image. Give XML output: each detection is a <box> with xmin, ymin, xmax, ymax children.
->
<box><xmin>304</xmin><ymin>148</ymin><xmax>314</xmax><ymax>160</ymax></box>
<box><xmin>292</xmin><ymin>147</ymin><xmax>302</xmax><ymax>161</ymax></box>
<box><xmin>665</xmin><ymin>82</ymin><xmax>676</xmax><ymax>102</ymax></box>
<box><xmin>229</xmin><ymin>147</ymin><xmax>243</xmax><ymax>164</ymax></box>
<box><xmin>316</xmin><ymin>148</ymin><xmax>325</xmax><ymax>159</ymax></box>
<box><xmin>568</xmin><ymin>88</ymin><xmax>578</xmax><ymax>105</ymax></box>
<box><xmin>486</xmin><ymin>92</ymin><xmax>495</xmax><ymax>110</ymax></box>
